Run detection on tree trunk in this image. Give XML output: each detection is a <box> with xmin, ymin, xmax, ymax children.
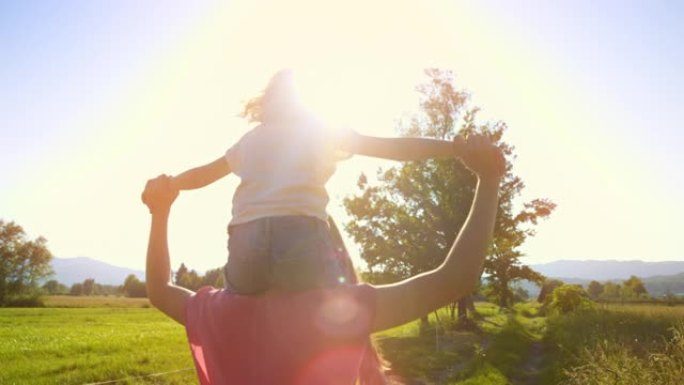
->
<box><xmin>419</xmin><ymin>314</ymin><xmax>430</xmax><ymax>335</ymax></box>
<box><xmin>457</xmin><ymin>298</ymin><xmax>468</xmax><ymax>323</ymax></box>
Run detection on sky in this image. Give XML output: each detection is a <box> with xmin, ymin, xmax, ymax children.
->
<box><xmin>1</xmin><ymin>0</ymin><xmax>683</xmax><ymax>274</ymax></box>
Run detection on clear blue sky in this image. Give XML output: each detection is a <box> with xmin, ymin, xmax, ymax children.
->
<box><xmin>1</xmin><ymin>1</ymin><xmax>682</xmax><ymax>273</ymax></box>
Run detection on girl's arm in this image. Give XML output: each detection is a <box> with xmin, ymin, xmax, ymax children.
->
<box><xmin>370</xmin><ymin>135</ymin><xmax>503</xmax><ymax>332</ymax></box>
<box><xmin>170</xmin><ymin>156</ymin><xmax>232</xmax><ymax>191</ymax></box>
<box><xmin>340</xmin><ymin>133</ymin><xmax>460</xmax><ymax>161</ymax></box>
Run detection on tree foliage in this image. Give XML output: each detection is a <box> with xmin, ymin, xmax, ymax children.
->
<box><xmin>623</xmin><ymin>275</ymin><xmax>648</xmax><ymax>298</ymax></box>
<box><xmin>174</xmin><ymin>263</ymin><xmax>221</xmax><ymax>291</ymax></box>
<box><xmin>123</xmin><ymin>274</ymin><xmax>147</xmax><ymax>298</ymax></box>
<box><xmin>538</xmin><ymin>279</ymin><xmax>564</xmax><ymax>303</ymax></box>
<box><xmin>587</xmin><ymin>280</ymin><xmax>604</xmax><ymax>299</ymax></box>
<box><xmin>343</xmin><ymin>69</ymin><xmax>554</xmax><ymax>310</ymax></box>
<box><xmin>42</xmin><ymin>279</ymin><xmax>68</xmax><ymax>295</ymax></box>
<box><xmin>589</xmin><ymin>276</ymin><xmax>649</xmax><ymax>301</ymax></box>
<box><xmin>548</xmin><ymin>284</ymin><xmax>594</xmax><ymax>314</ymax></box>
<box><xmin>0</xmin><ymin>219</ymin><xmax>53</xmax><ymax>306</ymax></box>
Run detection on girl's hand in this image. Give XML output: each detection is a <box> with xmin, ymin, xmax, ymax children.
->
<box><xmin>459</xmin><ymin>134</ymin><xmax>505</xmax><ymax>179</ymax></box>
<box><xmin>141</xmin><ymin>175</ymin><xmax>178</xmax><ymax>213</ymax></box>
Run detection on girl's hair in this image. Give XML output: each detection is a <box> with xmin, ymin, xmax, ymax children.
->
<box><xmin>240</xmin><ymin>69</ymin><xmax>301</xmax><ymax>123</ymax></box>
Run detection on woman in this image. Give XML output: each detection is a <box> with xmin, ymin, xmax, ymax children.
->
<box><xmin>142</xmin><ymin>134</ymin><xmax>504</xmax><ymax>384</ymax></box>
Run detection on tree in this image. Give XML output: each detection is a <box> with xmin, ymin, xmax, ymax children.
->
<box><xmin>42</xmin><ymin>280</ymin><xmax>67</xmax><ymax>295</ymax></box>
<box><xmin>175</xmin><ymin>263</ymin><xmax>189</xmax><ymax>285</ymax></box>
<box><xmin>344</xmin><ymin>69</ymin><xmax>554</xmax><ymax>319</ymax></box>
<box><xmin>601</xmin><ymin>281</ymin><xmax>621</xmax><ymax>299</ymax></box>
<box><xmin>179</xmin><ymin>269</ymin><xmax>202</xmax><ymax>291</ymax></box>
<box><xmin>70</xmin><ymin>283</ymin><xmax>84</xmax><ymax>296</ymax></box>
<box><xmin>538</xmin><ymin>279</ymin><xmax>564</xmax><ymax>303</ymax></box>
<box><xmin>82</xmin><ymin>278</ymin><xmax>96</xmax><ymax>296</ymax></box>
<box><xmin>623</xmin><ymin>275</ymin><xmax>648</xmax><ymax>298</ymax></box>
<box><xmin>123</xmin><ymin>274</ymin><xmax>147</xmax><ymax>298</ymax></box>
<box><xmin>549</xmin><ymin>284</ymin><xmax>594</xmax><ymax>314</ymax></box>
<box><xmin>587</xmin><ymin>280</ymin><xmax>604</xmax><ymax>299</ymax></box>
<box><xmin>0</xmin><ymin>220</ymin><xmax>53</xmax><ymax>305</ymax></box>
<box><xmin>202</xmin><ymin>268</ymin><xmax>224</xmax><ymax>288</ymax></box>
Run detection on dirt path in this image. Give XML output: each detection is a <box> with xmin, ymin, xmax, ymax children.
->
<box><xmin>510</xmin><ymin>341</ymin><xmax>545</xmax><ymax>385</ymax></box>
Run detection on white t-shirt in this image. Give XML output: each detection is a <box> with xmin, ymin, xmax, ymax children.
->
<box><xmin>225</xmin><ymin>116</ymin><xmax>353</xmax><ymax>226</ymax></box>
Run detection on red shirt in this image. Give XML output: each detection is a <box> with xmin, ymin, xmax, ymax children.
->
<box><xmin>185</xmin><ymin>284</ymin><xmax>376</xmax><ymax>385</ymax></box>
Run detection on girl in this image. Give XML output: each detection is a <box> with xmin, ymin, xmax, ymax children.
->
<box><xmin>155</xmin><ymin>69</ymin><xmax>461</xmax><ymax>294</ymax></box>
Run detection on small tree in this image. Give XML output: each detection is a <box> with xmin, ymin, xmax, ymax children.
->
<box><xmin>623</xmin><ymin>275</ymin><xmax>648</xmax><ymax>298</ymax></box>
<box><xmin>549</xmin><ymin>284</ymin><xmax>593</xmax><ymax>314</ymax></box>
<box><xmin>202</xmin><ymin>268</ymin><xmax>224</xmax><ymax>288</ymax></box>
<box><xmin>42</xmin><ymin>280</ymin><xmax>67</xmax><ymax>295</ymax></box>
<box><xmin>123</xmin><ymin>274</ymin><xmax>147</xmax><ymax>298</ymax></box>
<box><xmin>175</xmin><ymin>263</ymin><xmax>189</xmax><ymax>285</ymax></box>
<box><xmin>538</xmin><ymin>279</ymin><xmax>564</xmax><ymax>303</ymax></box>
<box><xmin>70</xmin><ymin>283</ymin><xmax>84</xmax><ymax>296</ymax></box>
<box><xmin>601</xmin><ymin>282</ymin><xmax>621</xmax><ymax>299</ymax></box>
<box><xmin>587</xmin><ymin>280</ymin><xmax>604</xmax><ymax>299</ymax></box>
<box><xmin>179</xmin><ymin>270</ymin><xmax>202</xmax><ymax>291</ymax></box>
<box><xmin>82</xmin><ymin>278</ymin><xmax>96</xmax><ymax>296</ymax></box>
<box><xmin>0</xmin><ymin>220</ymin><xmax>53</xmax><ymax>306</ymax></box>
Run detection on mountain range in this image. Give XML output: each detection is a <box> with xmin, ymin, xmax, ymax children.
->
<box><xmin>49</xmin><ymin>257</ymin><xmax>684</xmax><ymax>296</ymax></box>
<box><xmin>530</xmin><ymin>259</ymin><xmax>684</xmax><ymax>281</ymax></box>
<box><xmin>50</xmin><ymin>257</ymin><xmax>144</xmax><ymax>286</ymax></box>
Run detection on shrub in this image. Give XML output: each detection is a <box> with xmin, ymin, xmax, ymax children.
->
<box><xmin>548</xmin><ymin>284</ymin><xmax>594</xmax><ymax>314</ymax></box>
<box><xmin>3</xmin><ymin>293</ymin><xmax>44</xmax><ymax>307</ymax></box>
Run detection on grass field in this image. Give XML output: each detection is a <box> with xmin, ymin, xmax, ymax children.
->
<box><xmin>3</xmin><ymin>296</ymin><xmax>683</xmax><ymax>384</ymax></box>
<box><xmin>0</xmin><ymin>298</ymin><xmax>196</xmax><ymax>385</ymax></box>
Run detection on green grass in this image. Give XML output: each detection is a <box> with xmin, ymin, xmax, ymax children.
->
<box><xmin>543</xmin><ymin>303</ymin><xmax>684</xmax><ymax>385</ymax></box>
<box><xmin>374</xmin><ymin>308</ymin><xmax>482</xmax><ymax>384</ymax></box>
<box><xmin>0</xmin><ymin>307</ymin><xmax>196</xmax><ymax>385</ymax></box>
<box><xmin>374</xmin><ymin>302</ymin><xmax>540</xmax><ymax>384</ymax></box>
<box><xmin>6</xmin><ymin>296</ymin><xmax>683</xmax><ymax>384</ymax></box>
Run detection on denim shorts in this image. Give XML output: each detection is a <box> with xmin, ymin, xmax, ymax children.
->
<box><xmin>223</xmin><ymin>216</ymin><xmax>346</xmax><ymax>294</ymax></box>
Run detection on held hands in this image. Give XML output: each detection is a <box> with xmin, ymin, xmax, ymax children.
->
<box><xmin>453</xmin><ymin>134</ymin><xmax>505</xmax><ymax>179</ymax></box>
<box><xmin>141</xmin><ymin>175</ymin><xmax>179</xmax><ymax>214</ymax></box>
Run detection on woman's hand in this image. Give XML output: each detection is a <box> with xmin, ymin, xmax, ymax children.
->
<box><xmin>141</xmin><ymin>175</ymin><xmax>178</xmax><ymax>214</ymax></box>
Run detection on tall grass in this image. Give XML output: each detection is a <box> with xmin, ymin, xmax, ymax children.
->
<box><xmin>544</xmin><ymin>305</ymin><xmax>684</xmax><ymax>385</ymax></box>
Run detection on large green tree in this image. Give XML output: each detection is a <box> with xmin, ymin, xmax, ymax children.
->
<box><xmin>0</xmin><ymin>219</ymin><xmax>53</xmax><ymax>305</ymax></box>
<box><xmin>343</xmin><ymin>69</ymin><xmax>554</xmax><ymax>318</ymax></box>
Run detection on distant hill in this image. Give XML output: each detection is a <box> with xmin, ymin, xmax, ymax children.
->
<box><xmin>531</xmin><ymin>260</ymin><xmax>684</xmax><ymax>281</ymax></box>
<box><xmin>50</xmin><ymin>257</ymin><xmax>144</xmax><ymax>286</ymax></box>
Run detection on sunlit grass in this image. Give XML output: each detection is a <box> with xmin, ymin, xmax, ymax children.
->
<box><xmin>543</xmin><ymin>303</ymin><xmax>684</xmax><ymax>385</ymax></box>
<box><xmin>0</xmin><ymin>307</ymin><xmax>195</xmax><ymax>385</ymax></box>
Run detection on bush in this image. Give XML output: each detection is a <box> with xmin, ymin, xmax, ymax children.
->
<box><xmin>3</xmin><ymin>293</ymin><xmax>44</xmax><ymax>307</ymax></box>
<box><xmin>548</xmin><ymin>284</ymin><xmax>594</xmax><ymax>314</ymax></box>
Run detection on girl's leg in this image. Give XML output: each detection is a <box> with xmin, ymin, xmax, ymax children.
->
<box><xmin>224</xmin><ymin>219</ymin><xmax>271</xmax><ymax>294</ymax></box>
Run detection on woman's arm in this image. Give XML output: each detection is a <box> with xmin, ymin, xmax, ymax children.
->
<box><xmin>340</xmin><ymin>133</ymin><xmax>459</xmax><ymax>161</ymax></box>
<box><xmin>371</xmin><ymin>135</ymin><xmax>503</xmax><ymax>332</ymax></box>
<box><xmin>170</xmin><ymin>156</ymin><xmax>232</xmax><ymax>191</ymax></box>
<box><xmin>144</xmin><ymin>177</ymin><xmax>194</xmax><ymax>325</ymax></box>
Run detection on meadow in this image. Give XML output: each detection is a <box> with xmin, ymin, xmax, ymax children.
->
<box><xmin>0</xmin><ymin>297</ymin><xmax>196</xmax><ymax>385</ymax></box>
<box><xmin>2</xmin><ymin>296</ymin><xmax>683</xmax><ymax>384</ymax></box>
